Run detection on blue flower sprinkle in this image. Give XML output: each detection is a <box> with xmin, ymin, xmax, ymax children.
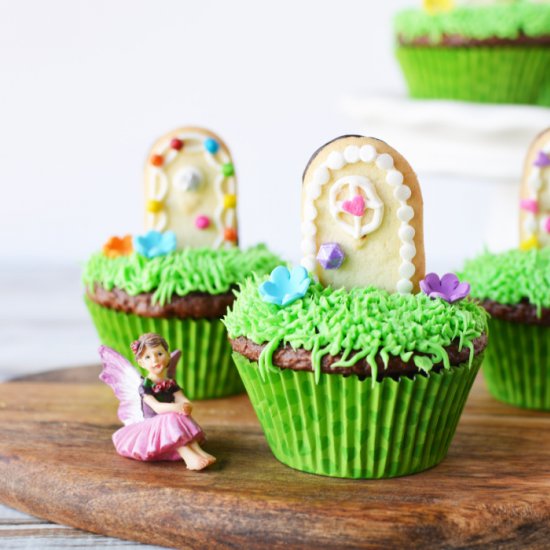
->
<box><xmin>259</xmin><ymin>265</ymin><xmax>311</xmax><ymax>307</ymax></box>
<box><xmin>134</xmin><ymin>230</ymin><xmax>177</xmax><ymax>259</ymax></box>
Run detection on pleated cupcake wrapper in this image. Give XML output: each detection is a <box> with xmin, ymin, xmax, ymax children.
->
<box><xmin>85</xmin><ymin>297</ymin><xmax>243</xmax><ymax>400</ymax></box>
<box><xmin>233</xmin><ymin>352</ymin><xmax>483</xmax><ymax>479</ymax></box>
<box><xmin>396</xmin><ymin>46</ymin><xmax>550</xmax><ymax>106</ymax></box>
<box><xmin>483</xmin><ymin>318</ymin><xmax>550</xmax><ymax>410</ymax></box>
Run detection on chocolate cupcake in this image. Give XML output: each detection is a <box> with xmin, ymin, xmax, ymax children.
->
<box><xmin>223</xmin><ymin>135</ymin><xmax>489</xmax><ymax>478</ymax></box>
<box><xmin>225</xmin><ymin>271</ymin><xmax>488</xmax><ymax>479</ymax></box>
<box><xmin>84</xmin><ymin>244</ymin><xmax>280</xmax><ymax>400</ymax></box>
<box><xmin>461</xmin><ymin>248</ymin><xmax>550</xmax><ymax>410</ymax></box>
<box><xmin>83</xmin><ymin>126</ymin><xmax>281</xmax><ymax>399</ymax></box>
<box><xmin>461</xmin><ymin>128</ymin><xmax>550</xmax><ymax>409</ymax></box>
<box><xmin>394</xmin><ymin>2</ymin><xmax>550</xmax><ymax>106</ymax></box>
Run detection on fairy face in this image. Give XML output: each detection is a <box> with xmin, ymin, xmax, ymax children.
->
<box><xmin>137</xmin><ymin>344</ymin><xmax>170</xmax><ymax>377</ymax></box>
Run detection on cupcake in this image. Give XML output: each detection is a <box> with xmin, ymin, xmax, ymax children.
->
<box><xmin>224</xmin><ymin>135</ymin><xmax>489</xmax><ymax>478</ymax></box>
<box><xmin>460</xmin><ymin>248</ymin><xmax>550</xmax><ymax>409</ymax></box>
<box><xmin>394</xmin><ymin>1</ymin><xmax>550</xmax><ymax>106</ymax></box>
<box><xmin>460</xmin><ymin>128</ymin><xmax>550</xmax><ymax>409</ymax></box>
<box><xmin>84</xmin><ymin>127</ymin><xmax>281</xmax><ymax>399</ymax></box>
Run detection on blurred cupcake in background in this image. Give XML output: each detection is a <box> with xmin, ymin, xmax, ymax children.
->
<box><xmin>394</xmin><ymin>0</ymin><xmax>550</xmax><ymax>105</ymax></box>
<box><xmin>460</xmin><ymin>128</ymin><xmax>550</xmax><ymax>409</ymax></box>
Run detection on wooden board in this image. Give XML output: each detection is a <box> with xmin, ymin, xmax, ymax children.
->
<box><xmin>1</xmin><ymin>368</ymin><xmax>550</xmax><ymax>549</ymax></box>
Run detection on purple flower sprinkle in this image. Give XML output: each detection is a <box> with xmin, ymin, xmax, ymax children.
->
<box><xmin>534</xmin><ymin>150</ymin><xmax>550</xmax><ymax>168</ymax></box>
<box><xmin>420</xmin><ymin>273</ymin><xmax>470</xmax><ymax>304</ymax></box>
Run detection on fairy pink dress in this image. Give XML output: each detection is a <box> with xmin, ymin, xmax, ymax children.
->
<box><xmin>99</xmin><ymin>346</ymin><xmax>204</xmax><ymax>461</ymax></box>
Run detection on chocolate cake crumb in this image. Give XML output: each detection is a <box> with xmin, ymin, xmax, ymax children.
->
<box><xmin>87</xmin><ymin>284</ymin><xmax>235</xmax><ymax>320</ymax></box>
<box><xmin>481</xmin><ymin>299</ymin><xmax>550</xmax><ymax>327</ymax></box>
<box><xmin>398</xmin><ymin>33</ymin><xmax>550</xmax><ymax>48</ymax></box>
<box><xmin>230</xmin><ymin>333</ymin><xmax>488</xmax><ymax>382</ymax></box>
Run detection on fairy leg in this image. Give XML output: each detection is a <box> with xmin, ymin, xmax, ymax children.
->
<box><xmin>177</xmin><ymin>445</ymin><xmax>211</xmax><ymax>471</ymax></box>
<box><xmin>190</xmin><ymin>441</ymin><xmax>216</xmax><ymax>464</ymax></box>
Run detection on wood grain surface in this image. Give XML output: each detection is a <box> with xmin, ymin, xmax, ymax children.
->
<box><xmin>1</xmin><ymin>367</ymin><xmax>550</xmax><ymax>549</ymax></box>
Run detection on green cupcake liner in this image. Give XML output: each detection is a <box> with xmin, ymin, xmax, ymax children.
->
<box><xmin>233</xmin><ymin>352</ymin><xmax>483</xmax><ymax>479</ymax></box>
<box><xmin>396</xmin><ymin>46</ymin><xmax>550</xmax><ymax>106</ymax></box>
<box><xmin>483</xmin><ymin>318</ymin><xmax>550</xmax><ymax>410</ymax></box>
<box><xmin>86</xmin><ymin>297</ymin><xmax>243</xmax><ymax>400</ymax></box>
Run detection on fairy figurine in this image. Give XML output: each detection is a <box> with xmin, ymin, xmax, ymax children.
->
<box><xmin>99</xmin><ymin>332</ymin><xmax>216</xmax><ymax>470</ymax></box>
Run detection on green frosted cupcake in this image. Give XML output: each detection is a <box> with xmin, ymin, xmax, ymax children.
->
<box><xmin>224</xmin><ymin>269</ymin><xmax>488</xmax><ymax>479</ymax></box>
<box><xmin>223</xmin><ymin>134</ymin><xmax>488</xmax><ymax>479</ymax></box>
<box><xmin>395</xmin><ymin>2</ymin><xmax>550</xmax><ymax>106</ymax></box>
<box><xmin>461</xmin><ymin>248</ymin><xmax>550</xmax><ymax>410</ymax></box>
<box><xmin>84</xmin><ymin>126</ymin><xmax>283</xmax><ymax>399</ymax></box>
<box><xmin>84</xmin><ymin>240</ymin><xmax>281</xmax><ymax>400</ymax></box>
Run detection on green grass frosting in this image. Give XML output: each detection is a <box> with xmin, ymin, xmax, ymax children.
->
<box><xmin>83</xmin><ymin>244</ymin><xmax>281</xmax><ymax>305</ymax></box>
<box><xmin>224</xmin><ymin>277</ymin><xmax>488</xmax><ymax>383</ymax></box>
<box><xmin>460</xmin><ymin>248</ymin><xmax>550</xmax><ymax>313</ymax></box>
<box><xmin>395</xmin><ymin>3</ymin><xmax>550</xmax><ymax>44</ymax></box>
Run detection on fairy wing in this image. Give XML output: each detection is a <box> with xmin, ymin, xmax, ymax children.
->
<box><xmin>98</xmin><ymin>345</ymin><xmax>143</xmax><ymax>425</ymax></box>
<box><xmin>167</xmin><ymin>349</ymin><xmax>181</xmax><ymax>380</ymax></box>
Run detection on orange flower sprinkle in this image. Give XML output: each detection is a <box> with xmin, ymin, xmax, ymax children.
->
<box><xmin>103</xmin><ymin>235</ymin><xmax>134</xmax><ymax>258</ymax></box>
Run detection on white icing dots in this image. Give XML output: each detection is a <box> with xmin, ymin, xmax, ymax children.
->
<box><xmin>308</xmin><ymin>184</ymin><xmax>322</xmax><ymax>201</ymax></box>
<box><xmin>301</xmin><ymin>239</ymin><xmax>317</xmax><ymax>255</ymax></box>
<box><xmin>394</xmin><ymin>185</ymin><xmax>411</xmax><ymax>201</ymax></box>
<box><xmin>301</xmin><ymin>257</ymin><xmax>317</xmax><ymax>273</ymax></box>
<box><xmin>327</xmin><ymin>151</ymin><xmax>345</xmax><ymax>170</ymax></box>
<box><xmin>359</xmin><ymin>145</ymin><xmax>376</xmax><ymax>163</ymax></box>
<box><xmin>301</xmin><ymin>221</ymin><xmax>317</xmax><ymax>236</ymax></box>
<box><xmin>344</xmin><ymin>145</ymin><xmax>360</xmax><ymax>164</ymax></box>
<box><xmin>397</xmin><ymin>205</ymin><xmax>414</xmax><ymax>222</ymax></box>
<box><xmin>400</xmin><ymin>243</ymin><xmax>416</xmax><ymax>261</ymax></box>
<box><xmin>529</xmin><ymin>170</ymin><xmax>542</xmax><ymax>191</ymax></box>
<box><xmin>386</xmin><ymin>170</ymin><xmax>404</xmax><ymax>187</ymax></box>
<box><xmin>399</xmin><ymin>261</ymin><xmax>416</xmax><ymax>279</ymax></box>
<box><xmin>399</xmin><ymin>224</ymin><xmax>415</xmax><ymax>241</ymax></box>
<box><xmin>397</xmin><ymin>279</ymin><xmax>413</xmax><ymax>295</ymax></box>
<box><xmin>313</xmin><ymin>166</ymin><xmax>330</xmax><ymax>187</ymax></box>
<box><xmin>376</xmin><ymin>153</ymin><xmax>394</xmax><ymax>170</ymax></box>
<box><xmin>303</xmin><ymin>203</ymin><xmax>317</xmax><ymax>222</ymax></box>
<box><xmin>524</xmin><ymin>217</ymin><xmax>537</xmax><ymax>234</ymax></box>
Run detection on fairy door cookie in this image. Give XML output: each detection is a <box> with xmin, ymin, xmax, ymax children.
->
<box><xmin>301</xmin><ymin>135</ymin><xmax>425</xmax><ymax>294</ymax></box>
<box><xmin>520</xmin><ymin>128</ymin><xmax>550</xmax><ymax>250</ymax></box>
<box><xmin>144</xmin><ymin>127</ymin><xmax>238</xmax><ymax>249</ymax></box>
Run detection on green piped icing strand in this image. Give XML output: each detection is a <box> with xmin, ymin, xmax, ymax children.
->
<box><xmin>395</xmin><ymin>3</ymin><xmax>550</xmax><ymax>44</ymax></box>
<box><xmin>83</xmin><ymin>244</ymin><xmax>281</xmax><ymax>305</ymax></box>
<box><xmin>223</xmin><ymin>277</ymin><xmax>488</xmax><ymax>385</ymax></box>
<box><xmin>460</xmin><ymin>248</ymin><xmax>550</xmax><ymax>315</ymax></box>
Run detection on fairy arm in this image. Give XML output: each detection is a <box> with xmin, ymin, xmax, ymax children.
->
<box><xmin>173</xmin><ymin>390</ymin><xmax>192</xmax><ymax>414</ymax></box>
<box><xmin>142</xmin><ymin>394</ymin><xmax>188</xmax><ymax>414</ymax></box>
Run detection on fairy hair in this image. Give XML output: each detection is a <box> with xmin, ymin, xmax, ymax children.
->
<box><xmin>131</xmin><ymin>333</ymin><xmax>169</xmax><ymax>360</ymax></box>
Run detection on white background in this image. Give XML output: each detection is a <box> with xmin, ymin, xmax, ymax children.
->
<box><xmin>1</xmin><ymin>0</ymin><xmax>414</xmax><ymax>266</ymax></box>
<box><xmin>1</xmin><ymin>0</ymin><xmax>547</xmax><ymax>376</ymax></box>
<box><xmin>0</xmin><ymin>2</ymin><xmax>547</xmax><ymax>542</ymax></box>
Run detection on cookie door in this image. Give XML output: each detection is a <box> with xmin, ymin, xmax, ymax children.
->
<box><xmin>144</xmin><ymin>127</ymin><xmax>238</xmax><ymax>249</ymax></box>
<box><xmin>520</xmin><ymin>128</ymin><xmax>550</xmax><ymax>250</ymax></box>
<box><xmin>301</xmin><ymin>135</ymin><xmax>425</xmax><ymax>293</ymax></box>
